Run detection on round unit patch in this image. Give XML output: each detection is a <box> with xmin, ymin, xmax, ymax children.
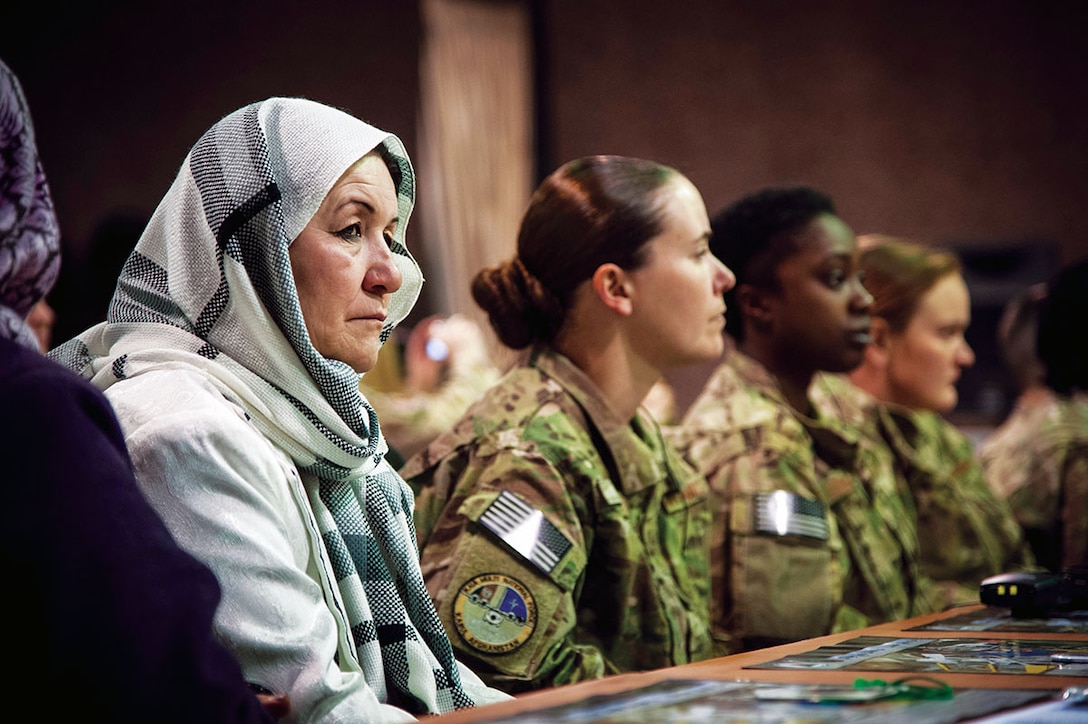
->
<box><xmin>453</xmin><ymin>573</ymin><xmax>537</xmax><ymax>654</ymax></box>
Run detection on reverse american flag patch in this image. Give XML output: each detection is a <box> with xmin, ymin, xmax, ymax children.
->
<box><xmin>752</xmin><ymin>490</ymin><xmax>830</xmax><ymax>540</ymax></box>
<box><xmin>478</xmin><ymin>490</ymin><xmax>573</xmax><ymax>575</ymax></box>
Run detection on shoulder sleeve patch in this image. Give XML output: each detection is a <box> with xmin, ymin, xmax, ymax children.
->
<box><xmin>476</xmin><ymin>490</ymin><xmax>574</xmax><ymax>576</ymax></box>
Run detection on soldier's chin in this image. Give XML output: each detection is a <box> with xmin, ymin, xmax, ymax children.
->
<box><xmin>825</xmin><ymin>348</ymin><xmax>866</xmax><ymax>374</ymax></box>
<box><xmin>930</xmin><ymin>389</ymin><xmax>958</xmax><ymax>414</ymax></box>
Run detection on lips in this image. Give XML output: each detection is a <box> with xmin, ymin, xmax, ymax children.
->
<box><xmin>353</xmin><ymin>310</ymin><xmax>387</xmax><ymax>323</ymax></box>
<box><xmin>847</xmin><ymin>323</ymin><xmax>872</xmax><ymax>345</ymax></box>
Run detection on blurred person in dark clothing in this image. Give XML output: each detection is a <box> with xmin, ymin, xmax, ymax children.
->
<box><xmin>0</xmin><ymin>57</ymin><xmax>282</xmax><ymax>723</ymax></box>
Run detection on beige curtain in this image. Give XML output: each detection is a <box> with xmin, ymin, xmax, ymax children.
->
<box><xmin>417</xmin><ymin>0</ymin><xmax>534</xmax><ymax>364</ymax></box>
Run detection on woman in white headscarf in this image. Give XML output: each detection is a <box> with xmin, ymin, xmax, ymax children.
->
<box><xmin>52</xmin><ymin>97</ymin><xmax>508</xmax><ymax>722</ymax></box>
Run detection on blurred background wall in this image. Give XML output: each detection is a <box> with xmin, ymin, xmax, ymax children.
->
<box><xmin>533</xmin><ymin>1</ymin><xmax>1088</xmax><ymax>420</ymax></box>
<box><xmin>6</xmin><ymin>0</ymin><xmax>1086</xmax><ymax>423</ymax></box>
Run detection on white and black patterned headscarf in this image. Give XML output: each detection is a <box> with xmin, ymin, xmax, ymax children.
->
<box><xmin>0</xmin><ymin>59</ymin><xmax>60</xmax><ymax>349</ymax></box>
<box><xmin>51</xmin><ymin>97</ymin><xmax>476</xmax><ymax>715</ymax></box>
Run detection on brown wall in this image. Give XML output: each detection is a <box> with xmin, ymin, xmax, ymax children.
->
<box><xmin>8</xmin><ymin>2</ymin><xmax>421</xmax><ymax>246</ymax></box>
<box><xmin>7</xmin><ymin>1</ymin><xmax>1086</xmax><ymax>413</ymax></box>
<box><xmin>540</xmin><ymin>1</ymin><xmax>1087</xmax><ymax>259</ymax></box>
<box><xmin>538</xmin><ymin>0</ymin><xmax>1088</xmax><ymax>413</ymax></box>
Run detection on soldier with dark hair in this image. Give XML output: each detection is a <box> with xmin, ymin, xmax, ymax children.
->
<box><xmin>714</xmin><ymin>186</ymin><xmax>837</xmax><ymax>344</ymax></box>
<box><xmin>671</xmin><ymin>186</ymin><xmax>937</xmax><ymax>655</ymax></box>
<box><xmin>983</xmin><ymin>261</ymin><xmax>1088</xmax><ymax>571</ymax></box>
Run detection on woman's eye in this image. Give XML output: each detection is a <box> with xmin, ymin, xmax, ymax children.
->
<box><xmin>826</xmin><ymin>269</ymin><xmax>846</xmax><ymax>288</ymax></box>
<box><xmin>383</xmin><ymin>231</ymin><xmax>395</xmax><ymax>248</ymax></box>
<box><xmin>337</xmin><ymin>223</ymin><xmax>363</xmax><ymax>240</ymax></box>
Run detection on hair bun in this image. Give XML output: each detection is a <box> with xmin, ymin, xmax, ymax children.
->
<box><xmin>472</xmin><ymin>258</ymin><xmax>563</xmax><ymax>349</ymax></box>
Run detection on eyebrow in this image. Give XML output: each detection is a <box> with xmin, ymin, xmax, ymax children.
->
<box><xmin>820</xmin><ymin>250</ymin><xmax>856</xmax><ymax>265</ymax></box>
<box><xmin>337</xmin><ymin>198</ymin><xmax>399</xmax><ymax>227</ymax></box>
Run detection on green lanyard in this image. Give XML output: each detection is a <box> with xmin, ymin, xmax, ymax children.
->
<box><xmin>853</xmin><ymin>675</ymin><xmax>955</xmax><ymax>701</ymax></box>
<box><xmin>752</xmin><ymin>675</ymin><xmax>955</xmax><ymax>703</ymax></box>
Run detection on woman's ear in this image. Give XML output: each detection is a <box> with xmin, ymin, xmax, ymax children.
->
<box><xmin>869</xmin><ymin>316</ymin><xmax>891</xmax><ymax>350</ymax></box>
<box><xmin>591</xmin><ymin>263</ymin><xmax>634</xmax><ymax>316</ymax></box>
<box><xmin>736</xmin><ymin>283</ymin><xmax>772</xmax><ymax>330</ymax></box>
<box><xmin>863</xmin><ymin>316</ymin><xmax>892</xmax><ymax>369</ymax></box>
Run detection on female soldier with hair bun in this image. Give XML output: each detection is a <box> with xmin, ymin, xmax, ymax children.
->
<box><xmin>403</xmin><ymin>155</ymin><xmax>735</xmax><ymax>692</ymax></box>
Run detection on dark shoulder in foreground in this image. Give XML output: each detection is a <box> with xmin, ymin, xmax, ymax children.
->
<box><xmin>0</xmin><ymin>336</ymin><xmax>275</xmax><ymax>723</ymax></box>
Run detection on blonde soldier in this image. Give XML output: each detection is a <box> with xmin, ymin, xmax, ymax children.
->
<box><xmin>847</xmin><ymin>237</ymin><xmax>1033</xmax><ymax>599</ymax></box>
<box><xmin>671</xmin><ymin>187</ymin><xmax>937</xmax><ymax>655</ymax></box>
<box><xmin>403</xmin><ymin>156</ymin><xmax>735</xmax><ymax>692</ymax></box>
<box><xmin>881</xmin><ymin>405</ymin><xmax>1031</xmax><ymax>599</ymax></box>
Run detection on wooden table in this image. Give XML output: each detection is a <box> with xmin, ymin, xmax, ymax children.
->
<box><xmin>430</xmin><ymin>604</ymin><xmax>1088</xmax><ymax>721</ymax></box>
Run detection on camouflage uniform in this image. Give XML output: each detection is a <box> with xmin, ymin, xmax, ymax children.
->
<box><xmin>669</xmin><ymin>351</ymin><xmax>932</xmax><ymax>656</ymax></box>
<box><xmin>879</xmin><ymin>405</ymin><xmax>1034</xmax><ymax>596</ymax></box>
<box><xmin>402</xmin><ymin>348</ymin><xmax>713</xmax><ymax>693</ymax></box>
<box><xmin>980</xmin><ymin>391</ymin><xmax>1088</xmax><ymax>570</ymax></box>
<box><xmin>814</xmin><ymin>376</ymin><xmax>1034</xmax><ymax>606</ymax></box>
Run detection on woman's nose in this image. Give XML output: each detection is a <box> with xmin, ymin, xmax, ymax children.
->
<box><xmin>957</xmin><ymin>338</ymin><xmax>976</xmax><ymax>367</ymax></box>
<box><xmin>715</xmin><ymin>257</ymin><xmax>737</xmax><ymax>294</ymax></box>
<box><xmin>363</xmin><ymin>241</ymin><xmax>403</xmax><ymax>295</ymax></box>
<box><xmin>852</xmin><ymin>275</ymin><xmax>873</xmax><ymax>311</ymax></box>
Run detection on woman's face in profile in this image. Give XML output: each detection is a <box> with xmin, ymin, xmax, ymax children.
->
<box><xmin>290</xmin><ymin>152</ymin><xmax>403</xmax><ymax>373</ymax></box>
<box><xmin>625</xmin><ymin>177</ymin><xmax>736</xmax><ymax>370</ymax></box>
<box><xmin>762</xmin><ymin>214</ymin><xmax>873</xmax><ymax>375</ymax></box>
<box><xmin>884</xmin><ymin>271</ymin><xmax>976</xmax><ymax>412</ymax></box>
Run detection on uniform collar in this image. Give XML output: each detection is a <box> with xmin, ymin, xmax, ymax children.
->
<box><xmin>531</xmin><ymin>348</ymin><xmax>671</xmax><ymax>496</ymax></box>
<box><xmin>724</xmin><ymin>350</ymin><xmax>862</xmax><ymax>468</ymax></box>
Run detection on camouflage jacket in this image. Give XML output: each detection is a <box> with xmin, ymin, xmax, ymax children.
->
<box><xmin>402</xmin><ymin>348</ymin><xmax>713</xmax><ymax>693</ymax></box>
<box><xmin>813</xmin><ymin>376</ymin><xmax>1034</xmax><ymax>606</ymax></box>
<box><xmin>877</xmin><ymin>404</ymin><xmax>1034</xmax><ymax>593</ymax></box>
<box><xmin>669</xmin><ymin>352</ymin><xmax>931</xmax><ymax>656</ymax></box>
<box><xmin>980</xmin><ymin>390</ymin><xmax>1088</xmax><ymax>570</ymax></box>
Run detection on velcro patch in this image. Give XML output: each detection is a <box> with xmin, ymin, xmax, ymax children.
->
<box><xmin>478</xmin><ymin>490</ymin><xmax>573</xmax><ymax>575</ymax></box>
<box><xmin>453</xmin><ymin>573</ymin><xmax>537</xmax><ymax>654</ymax></box>
<box><xmin>752</xmin><ymin>490</ymin><xmax>829</xmax><ymax>540</ymax></box>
